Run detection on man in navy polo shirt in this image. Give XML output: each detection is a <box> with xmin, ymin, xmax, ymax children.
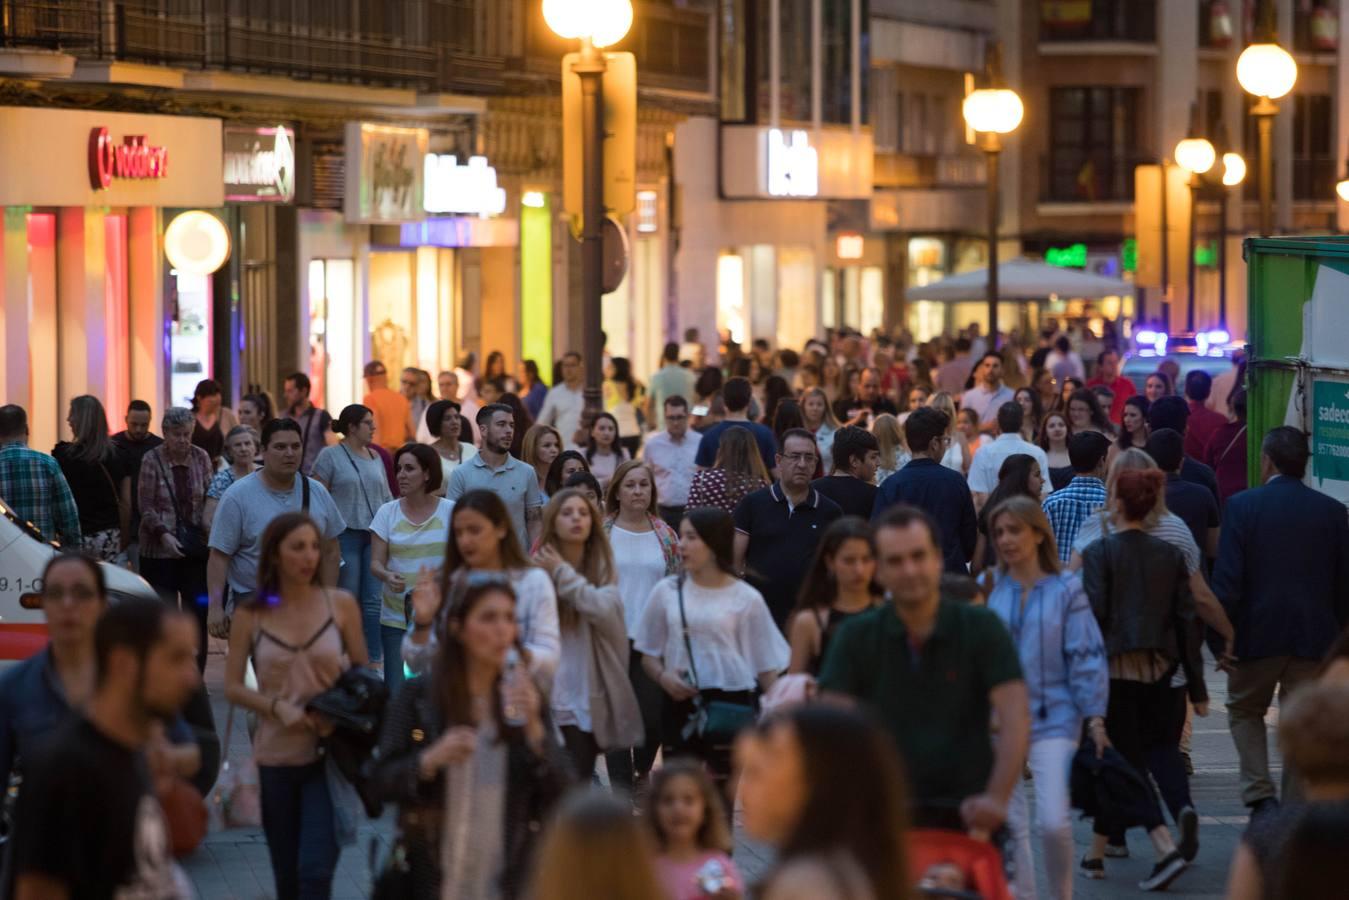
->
<box><xmin>733</xmin><ymin>428</ymin><xmax>843</xmax><ymax>626</ymax></box>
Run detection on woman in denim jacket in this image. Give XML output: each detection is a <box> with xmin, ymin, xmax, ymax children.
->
<box><xmin>985</xmin><ymin>496</ymin><xmax>1108</xmax><ymax>900</ymax></box>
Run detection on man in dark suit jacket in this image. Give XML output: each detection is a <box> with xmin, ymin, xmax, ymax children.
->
<box><xmin>1212</xmin><ymin>426</ymin><xmax>1349</xmax><ymax>821</ymax></box>
<box><xmin>873</xmin><ymin>407</ymin><xmax>977</xmax><ymax>573</ymax></box>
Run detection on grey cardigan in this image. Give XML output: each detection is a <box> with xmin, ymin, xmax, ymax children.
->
<box><xmin>550</xmin><ymin>561</ymin><xmax>645</xmax><ymax>750</ymax></box>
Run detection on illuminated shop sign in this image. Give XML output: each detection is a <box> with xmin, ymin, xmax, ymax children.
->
<box><xmin>224</xmin><ymin>125</ymin><xmax>296</xmax><ymax>203</ymax></box>
<box><xmin>88</xmin><ymin>127</ymin><xmax>169</xmax><ymax>190</ymax></box>
<box><xmin>423</xmin><ymin>154</ymin><xmax>507</xmax><ymax>217</ymax></box>
<box><xmin>766</xmin><ymin>128</ymin><xmax>819</xmax><ymax>198</ymax></box>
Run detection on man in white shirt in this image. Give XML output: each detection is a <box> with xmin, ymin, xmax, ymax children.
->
<box><xmin>967</xmin><ymin>401</ymin><xmax>1051</xmax><ymax>509</ymax></box>
<box><xmin>642</xmin><ymin>395</ymin><xmax>703</xmax><ymax>531</ymax></box>
<box><xmin>961</xmin><ymin>353</ymin><xmax>1016</xmax><ymax>433</ymax></box>
<box><xmin>537</xmin><ymin>351</ymin><xmax>586</xmax><ymax>447</ymax></box>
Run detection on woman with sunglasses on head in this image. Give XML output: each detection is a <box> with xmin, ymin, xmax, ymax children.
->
<box><xmin>533</xmin><ymin>488</ymin><xmax>642</xmax><ymax>780</ymax></box>
<box><xmin>603</xmin><ymin>459</ymin><xmax>682</xmax><ymax>794</ymax></box>
<box><xmin>370</xmin><ymin>443</ymin><xmax>453</xmax><ymax>694</ymax></box>
<box><xmin>223</xmin><ymin>513</ymin><xmax>368</xmax><ymax>900</ymax></box>
<box><xmin>372</xmin><ymin>577</ymin><xmax>570</xmax><ymax>900</ymax></box>
<box><xmin>635</xmin><ymin>508</ymin><xmax>788</xmax><ymax>806</ymax></box>
<box><xmin>404</xmin><ymin>489</ymin><xmax>561</xmax><ymax>686</ymax></box>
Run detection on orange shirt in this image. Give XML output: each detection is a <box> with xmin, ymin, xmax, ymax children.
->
<box><xmin>363</xmin><ymin>388</ymin><xmax>411</xmax><ymax>451</ymax></box>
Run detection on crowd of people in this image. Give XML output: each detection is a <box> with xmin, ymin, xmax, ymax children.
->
<box><xmin>0</xmin><ymin>321</ymin><xmax>1346</xmax><ymax>900</ymax></box>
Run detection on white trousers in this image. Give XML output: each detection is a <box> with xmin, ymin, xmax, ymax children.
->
<box><xmin>1007</xmin><ymin>736</ymin><xmax>1079</xmax><ymax>900</ymax></box>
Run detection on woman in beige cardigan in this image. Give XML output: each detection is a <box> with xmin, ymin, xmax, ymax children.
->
<box><xmin>533</xmin><ymin>487</ymin><xmax>643</xmax><ymax>779</ymax></box>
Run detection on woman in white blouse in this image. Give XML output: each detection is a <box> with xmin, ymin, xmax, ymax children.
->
<box><xmin>636</xmin><ymin>507</ymin><xmax>789</xmax><ymax>804</ymax></box>
<box><xmin>602</xmin><ymin>459</ymin><xmax>681</xmax><ymax>793</ymax></box>
<box><xmin>532</xmin><ymin>488</ymin><xmax>642</xmax><ymax>780</ymax></box>
<box><xmin>424</xmin><ymin>399</ymin><xmax>478</xmax><ymax>493</ymax></box>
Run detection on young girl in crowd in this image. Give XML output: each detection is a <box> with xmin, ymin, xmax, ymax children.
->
<box><xmin>787</xmin><ymin>519</ymin><xmax>883</xmax><ymax>676</ymax></box>
<box><xmin>800</xmin><ymin>387</ymin><xmax>839</xmax><ymax>473</ymax></box>
<box><xmin>926</xmin><ymin>392</ymin><xmax>969</xmax><ymax>475</ymax></box>
<box><xmin>1068</xmin><ymin>389</ymin><xmax>1117</xmax><ymax>439</ymax></box>
<box><xmin>957</xmin><ymin>407</ymin><xmax>984</xmax><ymax>460</ymax></box>
<box><xmin>531</xmin><ymin>791</ymin><xmax>666</xmax><ymax>900</ymax></box>
<box><xmin>1015</xmin><ymin>387</ymin><xmax>1044</xmax><ymax>442</ymax></box>
<box><xmin>523</xmin><ymin>423</ymin><xmax>563</xmax><ymax>503</ymax></box>
<box><xmin>534</xmin><ymin>488</ymin><xmax>643</xmax><ymax>779</ymax></box>
<box><xmin>973</xmin><ymin>454</ymin><xmax>1043</xmax><ymax>574</ymax></box>
<box><xmin>586</xmin><ymin>411</ymin><xmax>630</xmax><ymax>491</ymax></box>
<box><xmin>1114</xmin><ymin>394</ymin><xmax>1151</xmax><ymax>458</ymax></box>
<box><xmin>648</xmin><ymin>760</ymin><xmax>744</xmax><ymax>900</ymax></box>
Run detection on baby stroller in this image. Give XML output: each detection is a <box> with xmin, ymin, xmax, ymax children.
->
<box><xmin>910</xmin><ymin>829</ymin><xmax>1014</xmax><ymax>900</ymax></box>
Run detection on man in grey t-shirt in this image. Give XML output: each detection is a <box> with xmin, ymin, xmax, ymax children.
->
<box><xmin>206</xmin><ymin>419</ymin><xmax>346</xmax><ymax>637</ymax></box>
<box><xmin>445</xmin><ymin>403</ymin><xmax>542</xmax><ymax>548</ymax></box>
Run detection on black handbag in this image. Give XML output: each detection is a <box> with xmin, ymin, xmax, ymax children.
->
<box><xmin>370</xmin><ymin>838</ymin><xmax>413</xmax><ymax>900</ymax></box>
<box><xmin>676</xmin><ymin>575</ymin><xmax>757</xmax><ymax>745</ymax></box>
<box><xmin>153</xmin><ymin>453</ymin><xmax>209</xmax><ymax>560</ymax></box>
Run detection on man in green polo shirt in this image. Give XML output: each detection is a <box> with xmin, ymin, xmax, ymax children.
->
<box><xmin>819</xmin><ymin>504</ymin><xmax>1029</xmax><ymax>835</ymax></box>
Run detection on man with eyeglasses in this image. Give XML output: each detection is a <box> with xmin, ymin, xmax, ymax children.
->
<box><xmin>641</xmin><ymin>395</ymin><xmax>702</xmax><ymax>531</ymax></box>
<box><xmin>873</xmin><ymin>407</ymin><xmax>977</xmax><ymax>575</ymax></box>
<box><xmin>733</xmin><ymin>428</ymin><xmax>843</xmax><ymax>627</ymax></box>
<box><xmin>362</xmin><ymin>360</ymin><xmax>412</xmax><ymax>452</ymax></box>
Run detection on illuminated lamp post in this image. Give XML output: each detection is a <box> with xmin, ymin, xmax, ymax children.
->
<box><xmin>1237</xmin><ymin>0</ymin><xmax>1297</xmax><ymax>237</ymax></box>
<box><xmin>1174</xmin><ymin>104</ymin><xmax>1215</xmax><ymax>332</ymax></box>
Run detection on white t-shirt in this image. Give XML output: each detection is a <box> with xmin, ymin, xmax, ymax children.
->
<box><xmin>610</xmin><ymin>525</ymin><xmax>668</xmax><ymax>638</ymax></box>
<box><xmin>966</xmin><ymin>434</ymin><xmax>1052</xmax><ymax>499</ymax></box>
<box><xmin>1072</xmin><ymin>510</ymin><xmax>1202</xmax><ymax>574</ymax></box>
<box><xmin>368</xmin><ymin>497</ymin><xmax>454</xmax><ymax>629</ymax></box>
<box><xmin>538</xmin><ymin>384</ymin><xmax>586</xmax><ymax>448</ymax></box>
<box><xmin>634</xmin><ymin>576</ymin><xmax>789</xmax><ymax>691</ymax></box>
<box><xmin>552</xmin><ymin>625</ymin><xmax>593</xmax><ymax>732</ymax></box>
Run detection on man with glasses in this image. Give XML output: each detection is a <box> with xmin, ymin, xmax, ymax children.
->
<box><xmin>732</xmin><ymin>428</ymin><xmax>843</xmax><ymax>626</ymax></box>
<box><xmin>362</xmin><ymin>360</ymin><xmax>411</xmax><ymax>452</ymax></box>
<box><xmin>641</xmin><ymin>395</ymin><xmax>702</xmax><ymax>531</ymax></box>
<box><xmin>873</xmin><ymin>407</ymin><xmax>977</xmax><ymax>574</ymax></box>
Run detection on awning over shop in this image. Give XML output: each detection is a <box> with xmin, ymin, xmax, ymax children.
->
<box><xmin>905</xmin><ymin>258</ymin><xmax>1134</xmax><ymax>302</ymax></box>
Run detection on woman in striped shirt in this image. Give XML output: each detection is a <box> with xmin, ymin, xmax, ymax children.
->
<box><xmin>370</xmin><ymin>442</ymin><xmax>454</xmax><ymax>693</ymax></box>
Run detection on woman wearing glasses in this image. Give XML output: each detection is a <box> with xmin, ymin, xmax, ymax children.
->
<box><xmin>405</xmin><ymin>490</ymin><xmax>561</xmax><ymax>686</ymax></box>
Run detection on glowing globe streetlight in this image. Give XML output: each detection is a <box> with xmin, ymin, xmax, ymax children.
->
<box><xmin>543</xmin><ymin>0</ymin><xmax>633</xmax><ymax>48</ymax></box>
<box><xmin>1174</xmin><ymin>136</ymin><xmax>1216</xmax><ymax>176</ymax></box>
<box><xmin>1222</xmin><ymin>151</ymin><xmax>1247</xmax><ymax>187</ymax></box>
<box><xmin>1238</xmin><ymin>1</ymin><xmax>1297</xmax><ymax>236</ymax></box>
<box><xmin>545</xmin><ymin>0</ymin><xmax>635</xmax><ymax>423</ymax></box>
<box><xmin>962</xmin><ymin>43</ymin><xmax>1022</xmax><ymax>350</ymax></box>
<box><xmin>1337</xmin><ymin>167</ymin><xmax>1349</xmax><ymax>204</ymax></box>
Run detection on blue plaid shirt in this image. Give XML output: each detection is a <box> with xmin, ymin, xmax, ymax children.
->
<box><xmin>0</xmin><ymin>441</ymin><xmax>82</xmax><ymax>546</ymax></box>
<box><xmin>1042</xmin><ymin>475</ymin><xmax>1107</xmax><ymax>563</ymax></box>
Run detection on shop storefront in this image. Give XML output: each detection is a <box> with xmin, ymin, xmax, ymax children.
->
<box><xmin>299</xmin><ymin>123</ymin><xmax>518</xmax><ymax>413</ymax></box>
<box><xmin>673</xmin><ymin>117</ymin><xmax>873</xmax><ymax>355</ymax></box>
<box><xmin>0</xmin><ymin>107</ymin><xmax>222</xmax><ymax>449</ymax></box>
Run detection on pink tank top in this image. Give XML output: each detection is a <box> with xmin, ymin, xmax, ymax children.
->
<box><xmin>251</xmin><ymin>590</ymin><xmax>345</xmax><ymax>766</ymax></box>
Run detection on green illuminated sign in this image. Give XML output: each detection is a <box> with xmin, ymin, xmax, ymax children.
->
<box><xmin>1194</xmin><ymin>242</ymin><xmax>1217</xmax><ymax>268</ymax></box>
<box><xmin>1045</xmin><ymin>243</ymin><xmax>1087</xmax><ymax>268</ymax></box>
<box><xmin>1122</xmin><ymin>238</ymin><xmax>1137</xmax><ymax>272</ymax></box>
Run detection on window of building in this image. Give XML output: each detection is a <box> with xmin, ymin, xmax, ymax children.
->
<box><xmin>752</xmin><ymin>0</ymin><xmax>866</xmax><ymax>126</ymax></box>
<box><xmin>1293</xmin><ymin>93</ymin><xmax>1334</xmax><ymax>201</ymax></box>
<box><xmin>1040</xmin><ymin>0</ymin><xmax>1156</xmax><ymax>43</ymax></box>
<box><xmin>1045</xmin><ymin>86</ymin><xmax>1145</xmax><ymax>202</ymax></box>
<box><xmin>1293</xmin><ymin>0</ymin><xmax>1339</xmax><ymax>53</ymax></box>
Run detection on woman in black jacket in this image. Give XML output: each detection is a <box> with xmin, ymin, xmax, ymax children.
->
<box><xmin>371</xmin><ymin>577</ymin><xmax>572</xmax><ymax>900</ymax></box>
<box><xmin>1081</xmin><ymin>467</ymin><xmax>1203</xmax><ymax>891</ymax></box>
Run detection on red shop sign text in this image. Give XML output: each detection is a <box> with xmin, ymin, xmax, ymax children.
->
<box><xmin>88</xmin><ymin>127</ymin><xmax>170</xmax><ymax>190</ymax></box>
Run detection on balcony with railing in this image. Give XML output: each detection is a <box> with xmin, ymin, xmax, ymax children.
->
<box><xmin>874</xmin><ymin>152</ymin><xmax>986</xmax><ymax>190</ymax></box>
<box><xmin>0</xmin><ymin>0</ymin><xmax>495</xmax><ymax>92</ymax></box>
<box><xmin>1041</xmin><ymin>151</ymin><xmax>1154</xmax><ymax>204</ymax></box>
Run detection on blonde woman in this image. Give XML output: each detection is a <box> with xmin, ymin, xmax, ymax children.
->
<box><xmin>801</xmin><ymin>387</ymin><xmax>841</xmax><ymax>475</ymax></box>
<box><xmin>870</xmin><ymin>414</ymin><xmax>910</xmax><ymax>485</ymax></box>
<box><xmin>533</xmin><ymin>487</ymin><xmax>643</xmax><ymax>779</ymax></box>
<box><xmin>926</xmin><ymin>391</ymin><xmax>970</xmax><ymax>475</ymax></box>
<box><xmin>523</xmin><ymin>423</ymin><xmax>563</xmax><ymax>504</ymax></box>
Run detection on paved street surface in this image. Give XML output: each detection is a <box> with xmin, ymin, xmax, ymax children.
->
<box><xmin>185</xmin><ymin>646</ymin><xmax>1270</xmax><ymax>899</ymax></box>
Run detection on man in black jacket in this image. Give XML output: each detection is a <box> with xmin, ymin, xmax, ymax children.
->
<box><xmin>1213</xmin><ymin>427</ymin><xmax>1349</xmax><ymax>821</ymax></box>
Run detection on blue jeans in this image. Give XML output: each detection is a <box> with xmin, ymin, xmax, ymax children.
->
<box><xmin>380</xmin><ymin>625</ymin><xmax>407</xmax><ymax>695</ymax></box>
<box><xmin>337</xmin><ymin>529</ymin><xmax>381</xmax><ymax>663</ymax></box>
<box><xmin>258</xmin><ymin>761</ymin><xmax>340</xmax><ymax>900</ymax></box>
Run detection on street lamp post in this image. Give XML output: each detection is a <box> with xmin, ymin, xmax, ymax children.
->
<box><xmin>962</xmin><ymin>44</ymin><xmax>1023</xmax><ymax>350</ymax></box>
<box><xmin>1174</xmin><ymin>104</ymin><xmax>1215</xmax><ymax>332</ymax></box>
<box><xmin>1219</xmin><ymin>150</ymin><xmax>1246</xmax><ymax>329</ymax></box>
<box><xmin>1237</xmin><ymin>0</ymin><xmax>1297</xmax><ymax>237</ymax></box>
<box><xmin>544</xmin><ymin>0</ymin><xmax>633</xmax><ymax>422</ymax></box>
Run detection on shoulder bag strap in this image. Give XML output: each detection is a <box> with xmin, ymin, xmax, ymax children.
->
<box><xmin>153</xmin><ymin>451</ymin><xmax>187</xmax><ymax>525</ymax></box>
<box><xmin>97</xmin><ymin>459</ymin><xmax>126</xmax><ymax>516</ymax></box>
<box><xmin>298</xmin><ymin>407</ymin><xmax>316</xmax><ymax>459</ymax></box>
<box><xmin>675</xmin><ymin>574</ymin><xmax>702</xmax><ymax>691</ymax></box>
<box><xmin>1217</xmin><ymin>425</ymin><xmax>1247</xmax><ymax>465</ymax></box>
<box><xmin>339</xmin><ymin>443</ymin><xmax>377</xmax><ymax>519</ymax></box>
<box><xmin>301</xmin><ymin>472</ymin><xmax>311</xmax><ymax>513</ymax></box>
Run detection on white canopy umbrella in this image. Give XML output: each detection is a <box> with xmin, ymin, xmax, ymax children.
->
<box><xmin>905</xmin><ymin>258</ymin><xmax>1134</xmax><ymax>302</ymax></box>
